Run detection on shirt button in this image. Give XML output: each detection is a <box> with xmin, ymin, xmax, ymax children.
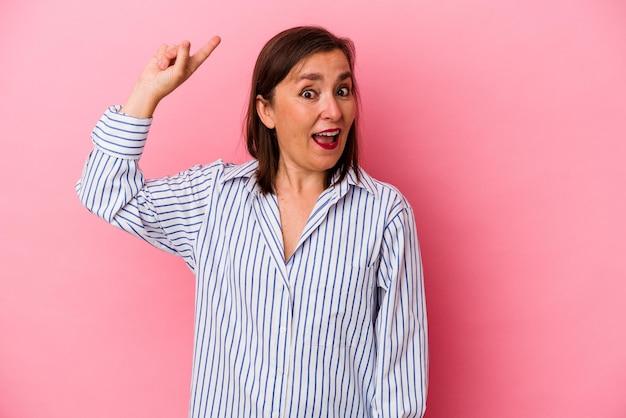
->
<box><xmin>279</xmin><ymin>326</ymin><xmax>287</xmax><ymax>334</ymax></box>
<box><xmin>277</xmin><ymin>368</ymin><xmax>284</xmax><ymax>375</ymax></box>
<box><xmin>272</xmin><ymin>413</ymin><xmax>280</xmax><ymax>418</ymax></box>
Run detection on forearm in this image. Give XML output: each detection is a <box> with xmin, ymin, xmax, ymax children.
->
<box><xmin>76</xmin><ymin>106</ymin><xmax>151</xmax><ymax>222</ymax></box>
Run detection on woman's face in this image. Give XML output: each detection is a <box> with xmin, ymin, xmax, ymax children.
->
<box><xmin>256</xmin><ymin>49</ymin><xmax>356</xmax><ymax>176</ymax></box>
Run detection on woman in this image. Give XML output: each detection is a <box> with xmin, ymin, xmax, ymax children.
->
<box><xmin>78</xmin><ymin>26</ymin><xmax>428</xmax><ymax>418</ymax></box>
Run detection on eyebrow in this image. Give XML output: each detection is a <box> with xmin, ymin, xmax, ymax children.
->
<box><xmin>297</xmin><ymin>71</ymin><xmax>353</xmax><ymax>82</ymax></box>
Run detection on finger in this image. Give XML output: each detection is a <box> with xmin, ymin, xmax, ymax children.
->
<box><xmin>171</xmin><ymin>40</ymin><xmax>191</xmax><ymax>78</ymax></box>
<box><xmin>187</xmin><ymin>36</ymin><xmax>221</xmax><ymax>73</ymax></box>
<box><xmin>155</xmin><ymin>44</ymin><xmax>169</xmax><ymax>70</ymax></box>
<box><xmin>165</xmin><ymin>44</ymin><xmax>178</xmax><ymax>60</ymax></box>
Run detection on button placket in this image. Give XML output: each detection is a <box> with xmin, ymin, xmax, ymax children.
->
<box><xmin>271</xmin><ymin>287</ymin><xmax>292</xmax><ymax>418</ymax></box>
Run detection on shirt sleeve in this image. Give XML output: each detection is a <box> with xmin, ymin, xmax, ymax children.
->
<box><xmin>372</xmin><ymin>198</ymin><xmax>429</xmax><ymax>417</ymax></box>
<box><xmin>76</xmin><ymin>106</ymin><xmax>220</xmax><ymax>271</ymax></box>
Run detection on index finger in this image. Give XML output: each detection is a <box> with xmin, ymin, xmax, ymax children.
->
<box><xmin>188</xmin><ymin>36</ymin><xmax>222</xmax><ymax>72</ymax></box>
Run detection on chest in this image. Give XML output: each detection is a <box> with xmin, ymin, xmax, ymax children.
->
<box><xmin>200</xmin><ymin>185</ymin><xmax>386</xmax><ymax>282</ymax></box>
<box><xmin>277</xmin><ymin>193</ymin><xmax>319</xmax><ymax>261</ymax></box>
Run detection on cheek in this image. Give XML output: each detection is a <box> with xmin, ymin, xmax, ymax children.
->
<box><xmin>342</xmin><ymin>101</ymin><xmax>356</xmax><ymax>122</ymax></box>
<box><xmin>275</xmin><ymin>105</ymin><xmax>314</xmax><ymax>131</ymax></box>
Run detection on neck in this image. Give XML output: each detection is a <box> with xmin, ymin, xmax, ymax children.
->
<box><xmin>275</xmin><ymin>165</ymin><xmax>327</xmax><ymax>196</ymax></box>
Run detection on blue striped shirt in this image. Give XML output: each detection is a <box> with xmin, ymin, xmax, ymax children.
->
<box><xmin>77</xmin><ymin>106</ymin><xmax>428</xmax><ymax>417</ymax></box>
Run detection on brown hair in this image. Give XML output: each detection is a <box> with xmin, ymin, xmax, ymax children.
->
<box><xmin>245</xmin><ymin>26</ymin><xmax>360</xmax><ymax>194</ymax></box>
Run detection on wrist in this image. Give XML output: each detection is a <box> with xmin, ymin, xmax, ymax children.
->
<box><xmin>120</xmin><ymin>84</ymin><xmax>162</xmax><ymax>118</ymax></box>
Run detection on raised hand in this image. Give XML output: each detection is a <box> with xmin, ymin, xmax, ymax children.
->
<box><xmin>121</xmin><ymin>36</ymin><xmax>221</xmax><ymax>118</ymax></box>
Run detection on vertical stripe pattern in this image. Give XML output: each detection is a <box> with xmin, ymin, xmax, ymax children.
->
<box><xmin>77</xmin><ymin>106</ymin><xmax>428</xmax><ymax>417</ymax></box>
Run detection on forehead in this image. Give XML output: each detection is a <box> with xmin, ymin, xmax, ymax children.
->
<box><xmin>286</xmin><ymin>49</ymin><xmax>352</xmax><ymax>82</ymax></box>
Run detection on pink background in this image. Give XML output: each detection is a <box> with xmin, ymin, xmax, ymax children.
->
<box><xmin>1</xmin><ymin>0</ymin><xmax>625</xmax><ymax>417</ymax></box>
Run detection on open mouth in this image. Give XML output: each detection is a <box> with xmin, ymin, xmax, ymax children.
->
<box><xmin>312</xmin><ymin>129</ymin><xmax>341</xmax><ymax>150</ymax></box>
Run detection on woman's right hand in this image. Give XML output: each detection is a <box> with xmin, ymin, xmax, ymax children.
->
<box><xmin>121</xmin><ymin>36</ymin><xmax>221</xmax><ymax>118</ymax></box>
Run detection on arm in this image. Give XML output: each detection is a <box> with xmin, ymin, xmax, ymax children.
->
<box><xmin>77</xmin><ymin>107</ymin><xmax>226</xmax><ymax>269</ymax></box>
<box><xmin>76</xmin><ymin>38</ymin><xmax>221</xmax><ymax>269</ymax></box>
<box><xmin>373</xmin><ymin>201</ymin><xmax>429</xmax><ymax>417</ymax></box>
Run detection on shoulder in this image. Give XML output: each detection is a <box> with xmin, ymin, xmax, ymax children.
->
<box><xmin>176</xmin><ymin>159</ymin><xmax>257</xmax><ymax>183</ymax></box>
<box><xmin>356</xmin><ymin>167</ymin><xmax>413</xmax><ymax>214</ymax></box>
<box><xmin>148</xmin><ymin>159</ymin><xmax>254</xmax><ymax>192</ymax></box>
<box><xmin>221</xmin><ymin>159</ymin><xmax>258</xmax><ymax>182</ymax></box>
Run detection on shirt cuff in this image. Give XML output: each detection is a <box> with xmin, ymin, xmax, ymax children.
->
<box><xmin>91</xmin><ymin>105</ymin><xmax>153</xmax><ymax>159</ymax></box>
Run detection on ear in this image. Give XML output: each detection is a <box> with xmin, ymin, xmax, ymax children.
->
<box><xmin>256</xmin><ymin>95</ymin><xmax>276</xmax><ymax>129</ymax></box>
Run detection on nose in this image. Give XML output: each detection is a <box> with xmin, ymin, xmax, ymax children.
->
<box><xmin>320</xmin><ymin>95</ymin><xmax>341</xmax><ymax>121</ymax></box>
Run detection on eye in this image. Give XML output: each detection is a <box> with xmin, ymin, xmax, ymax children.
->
<box><xmin>301</xmin><ymin>89</ymin><xmax>318</xmax><ymax>99</ymax></box>
<box><xmin>336</xmin><ymin>86</ymin><xmax>351</xmax><ymax>97</ymax></box>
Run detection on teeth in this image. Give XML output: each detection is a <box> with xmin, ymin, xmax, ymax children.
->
<box><xmin>316</xmin><ymin>131</ymin><xmax>339</xmax><ymax>136</ymax></box>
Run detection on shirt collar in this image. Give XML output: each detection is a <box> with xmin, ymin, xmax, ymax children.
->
<box><xmin>221</xmin><ymin>159</ymin><xmax>378</xmax><ymax>198</ymax></box>
<box><xmin>333</xmin><ymin>167</ymin><xmax>378</xmax><ymax>198</ymax></box>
